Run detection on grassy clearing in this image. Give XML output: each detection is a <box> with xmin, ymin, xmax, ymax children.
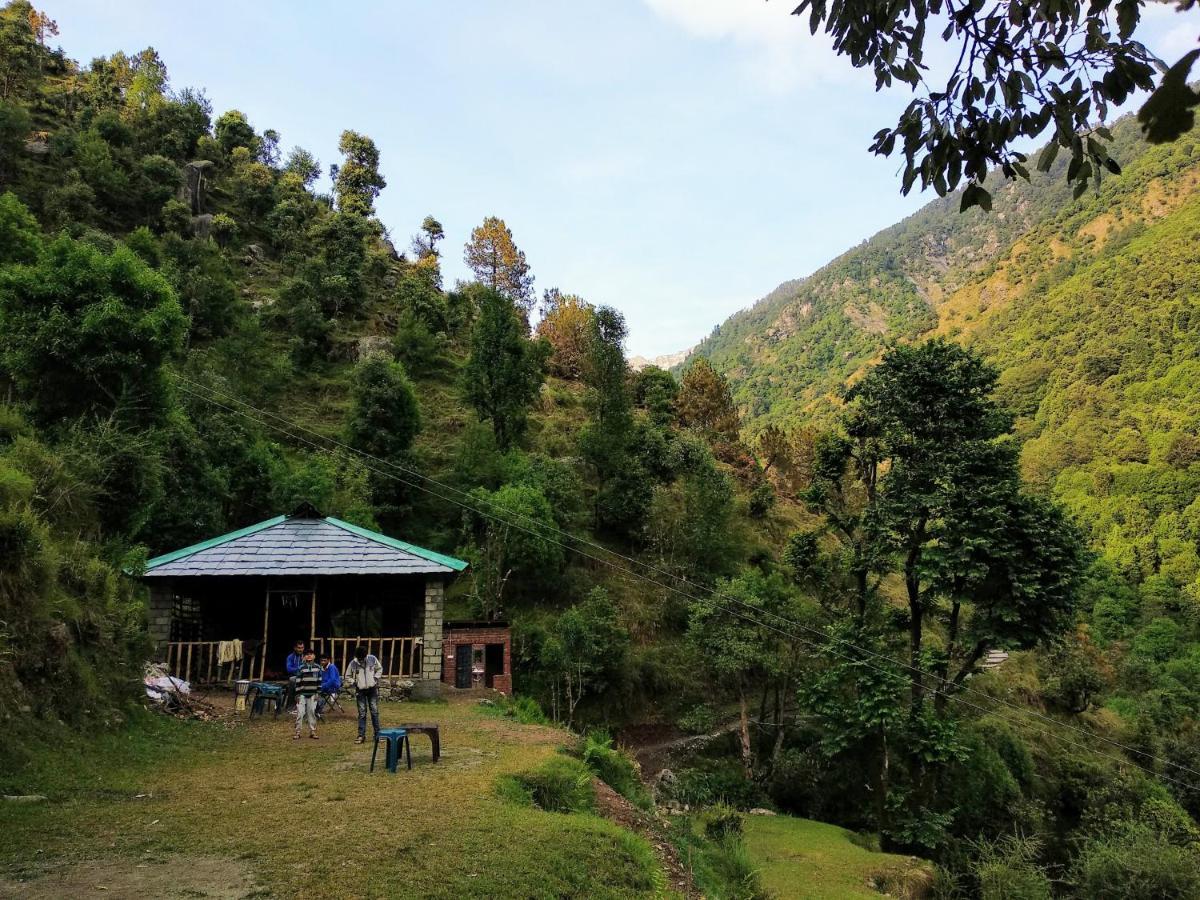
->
<box><xmin>742</xmin><ymin>815</ymin><xmax>932</xmax><ymax>900</ymax></box>
<box><xmin>0</xmin><ymin>697</ymin><xmax>663</xmax><ymax>899</ymax></box>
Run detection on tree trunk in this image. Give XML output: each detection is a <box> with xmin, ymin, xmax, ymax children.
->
<box><xmin>906</xmin><ymin>518</ymin><xmax>928</xmax><ymax>715</ymax></box>
<box><xmin>738</xmin><ymin>684</ymin><xmax>753</xmax><ymax>777</ymax></box>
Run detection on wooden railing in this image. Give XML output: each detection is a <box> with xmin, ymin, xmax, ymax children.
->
<box><xmin>313</xmin><ymin>636</ymin><xmax>422</xmax><ymax>679</ymax></box>
<box><xmin>166</xmin><ymin>641</ymin><xmax>264</xmax><ymax>684</ymax></box>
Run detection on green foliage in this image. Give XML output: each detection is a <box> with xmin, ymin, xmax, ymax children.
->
<box><xmin>0</xmin><ymin>231</ymin><xmax>186</xmax><ymax>426</ymax></box>
<box><xmin>0</xmin><ymin>191</ymin><xmax>39</xmax><ymax>264</ymax></box>
<box><xmin>498</xmin><ymin>753</ymin><xmax>596</xmax><ymax>814</ymax></box>
<box><xmin>794</xmin><ymin>0</ymin><xmax>1161</xmax><ymax>202</ymax></box>
<box><xmin>581</xmin><ymin>731</ymin><xmax>652</xmax><ymax>809</ymax></box>
<box><xmin>461</xmin><ymin>482</ymin><xmax>564</xmax><ymax>617</ymax></box>
<box><xmin>461</xmin><ymin>288</ymin><xmax>548</xmax><ymax>448</ymax></box>
<box><xmin>541</xmin><ymin>587</ymin><xmax>629</xmax><ymax>726</ymax></box>
<box><xmin>333</xmin><ymin>130</ymin><xmax>385</xmax><ymax>217</ymax></box>
<box><xmin>345</xmin><ymin>354</ymin><xmax>421</xmax><ymax>461</ymax></box>
<box><xmin>1069</xmin><ymin>821</ymin><xmax>1200</xmax><ymax>899</ymax></box>
<box><xmin>972</xmin><ymin>835</ymin><xmax>1051</xmax><ymax>900</ymax></box>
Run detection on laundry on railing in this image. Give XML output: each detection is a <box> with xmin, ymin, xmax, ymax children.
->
<box><xmin>217</xmin><ymin>638</ymin><xmax>243</xmax><ymax>665</ymax></box>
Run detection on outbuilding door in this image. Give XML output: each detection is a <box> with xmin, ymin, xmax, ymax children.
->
<box><xmin>455</xmin><ymin>644</ymin><xmax>473</xmax><ymax>689</ymax></box>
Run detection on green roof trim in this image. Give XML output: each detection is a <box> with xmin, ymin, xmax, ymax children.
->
<box><xmin>144</xmin><ymin>515</ymin><xmax>288</xmax><ymax>571</ymax></box>
<box><xmin>326</xmin><ymin>516</ymin><xmax>468</xmax><ymax>572</ymax></box>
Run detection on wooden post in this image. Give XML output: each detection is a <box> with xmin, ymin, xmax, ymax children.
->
<box><xmin>260</xmin><ymin>590</ymin><xmax>270</xmax><ymax>681</ymax></box>
<box><xmin>310</xmin><ymin>590</ymin><xmax>317</xmax><ymax>645</ymax></box>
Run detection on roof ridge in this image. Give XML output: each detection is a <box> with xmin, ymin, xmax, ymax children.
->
<box><xmin>143</xmin><ymin>515</ymin><xmax>288</xmax><ymax>571</ymax></box>
<box><xmin>324</xmin><ymin>516</ymin><xmax>468</xmax><ymax>572</ymax></box>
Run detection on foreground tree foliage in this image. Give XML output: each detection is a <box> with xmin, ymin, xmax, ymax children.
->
<box><xmin>792</xmin><ymin>0</ymin><xmax>1196</xmax><ymax>208</ymax></box>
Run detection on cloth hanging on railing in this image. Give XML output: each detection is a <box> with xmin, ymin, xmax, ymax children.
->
<box><xmin>218</xmin><ymin>639</ymin><xmax>244</xmax><ymax>665</ymax></box>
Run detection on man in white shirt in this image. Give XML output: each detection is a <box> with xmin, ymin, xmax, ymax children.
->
<box><xmin>345</xmin><ymin>644</ymin><xmax>383</xmax><ymax>744</ymax></box>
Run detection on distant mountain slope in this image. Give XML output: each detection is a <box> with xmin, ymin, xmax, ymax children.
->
<box><xmin>695</xmin><ymin>113</ymin><xmax>1200</xmax><ymax>600</ymax></box>
<box><xmin>693</xmin><ymin>113</ymin><xmax>1195</xmax><ymax>427</ymax></box>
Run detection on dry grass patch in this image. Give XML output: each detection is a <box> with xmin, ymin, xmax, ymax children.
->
<box><xmin>1</xmin><ymin>698</ymin><xmax>663</xmax><ymax>899</ymax></box>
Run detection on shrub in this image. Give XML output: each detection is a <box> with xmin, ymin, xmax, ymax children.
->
<box><xmin>582</xmin><ymin>731</ymin><xmax>652</xmax><ymax>809</ymax></box>
<box><xmin>678</xmin><ymin>704</ymin><xmax>718</xmax><ymax>735</ymax></box>
<box><xmin>668</xmin><ymin>759</ymin><xmax>764</xmax><ymax>810</ymax></box>
<box><xmin>972</xmin><ymin>835</ymin><xmax>1051</xmax><ymax>900</ymax></box>
<box><xmin>498</xmin><ymin>754</ymin><xmax>595</xmax><ymax>814</ymax></box>
<box><xmin>483</xmin><ymin>694</ymin><xmax>550</xmax><ymax>726</ymax></box>
<box><xmin>1069</xmin><ymin>823</ymin><xmax>1200</xmax><ymax>899</ymax></box>
<box><xmin>702</xmin><ymin>803</ymin><xmax>745</xmax><ymax>843</ymax></box>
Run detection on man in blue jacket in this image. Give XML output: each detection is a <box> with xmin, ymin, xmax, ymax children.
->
<box><xmin>316</xmin><ymin>653</ymin><xmax>341</xmax><ymax>719</ymax></box>
<box><xmin>284</xmin><ymin>639</ymin><xmax>306</xmax><ymax>709</ymax></box>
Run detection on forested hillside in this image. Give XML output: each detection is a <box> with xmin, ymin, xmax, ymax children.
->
<box><xmin>695</xmin><ymin>109</ymin><xmax>1200</xmax><ymax>637</ymax></box>
<box><xmin>0</xmin><ymin>0</ymin><xmax>787</xmax><ymax>738</ymax></box>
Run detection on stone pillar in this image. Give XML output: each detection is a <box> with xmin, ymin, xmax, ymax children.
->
<box><xmin>147</xmin><ymin>583</ymin><xmax>173</xmax><ymax>659</ymax></box>
<box><xmin>413</xmin><ymin>576</ymin><xmax>444</xmax><ymax>699</ymax></box>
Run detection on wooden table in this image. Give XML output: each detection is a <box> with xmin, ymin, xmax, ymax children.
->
<box><xmin>393</xmin><ymin>722</ymin><xmax>440</xmax><ymax>761</ymax></box>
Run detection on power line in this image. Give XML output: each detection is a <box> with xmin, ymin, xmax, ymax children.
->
<box><xmin>168</xmin><ymin>373</ymin><xmax>1200</xmax><ymax>791</ymax></box>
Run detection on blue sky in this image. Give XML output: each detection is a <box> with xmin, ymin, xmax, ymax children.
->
<box><xmin>43</xmin><ymin>1</ymin><xmax>1200</xmax><ymax>357</ymax></box>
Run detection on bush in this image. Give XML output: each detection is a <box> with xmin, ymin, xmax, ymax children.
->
<box><xmin>668</xmin><ymin>759</ymin><xmax>764</xmax><ymax>810</ymax></box>
<box><xmin>483</xmin><ymin>694</ymin><xmax>550</xmax><ymax>726</ymax></box>
<box><xmin>1069</xmin><ymin>823</ymin><xmax>1200</xmax><ymax>899</ymax></box>
<box><xmin>678</xmin><ymin>704</ymin><xmax>718</xmax><ymax>735</ymax></box>
<box><xmin>498</xmin><ymin>754</ymin><xmax>595</xmax><ymax>814</ymax></box>
<box><xmin>972</xmin><ymin>835</ymin><xmax>1051</xmax><ymax>900</ymax></box>
<box><xmin>748</xmin><ymin>482</ymin><xmax>775</xmax><ymax>518</ymax></box>
<box><xmin>702</xmin><ymin>803</ymin><xmax>745</xmax><ymax>843</ymax></box>
<box><xmin>582</xmin><ymin>731</ymin><xmax>652</xmax><ymax>809</ymax></box>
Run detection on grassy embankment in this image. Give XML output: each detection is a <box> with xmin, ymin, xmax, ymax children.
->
<box><xmin>743</xmin><ymin>815</ymin><xmax>933</xmax><ymax>900</ymax></box>
<box><xmin>0</xmin><ymin>696</ymin><xmax>661</xmax><ymax>899</ymax></box>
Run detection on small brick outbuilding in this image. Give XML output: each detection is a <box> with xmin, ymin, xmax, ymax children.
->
<box><xmin>442</xmin><ymin>621</ymin><xmax>512</xmax><ymax>694</ymax></box>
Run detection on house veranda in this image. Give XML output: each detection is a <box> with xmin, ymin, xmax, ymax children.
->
<box><xmin>141</xmin><ymin>505</ymin><xmax>467</xmax><ymax>691</ymax></box>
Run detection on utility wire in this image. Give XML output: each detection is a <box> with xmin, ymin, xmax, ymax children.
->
<box><xmin>168</xmin><ymin>372</ymin><xmax>1200</xmax><ymax>791</ymax></box>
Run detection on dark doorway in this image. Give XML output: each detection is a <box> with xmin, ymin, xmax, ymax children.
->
<box><xmin>484</xmin><ymin>643</ymin><xmax>504</xmax><ymax>688</ymax></box>
<box><xmin>266</xmin><ymin>590</ymin><xmax>312</xmax><ymax>678</ymax></box>
<box><xmin>455</xmin><ymin>644</ymin><xmax>473</xmax><ymax>689</ymax></box>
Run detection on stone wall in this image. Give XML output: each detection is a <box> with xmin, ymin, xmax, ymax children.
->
<box><xmin>148</xmin><ymin>583</ymin><xmax>173</xmax><ymax>657</ymax></box>
<box><xmin>419</xmin><ymin>577</ymin><xmax>445</xmax><ymax>688</ymax></box>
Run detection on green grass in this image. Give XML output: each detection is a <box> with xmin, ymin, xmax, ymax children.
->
<box><xmin>0</xmin><ymin>697</ymin><xmax>664</xmax><ymax>899</ymax></box>
<box><xmin>742</xmin><ymin>815</ymin><xmax>932</xmax><ymax>900</ymax></box>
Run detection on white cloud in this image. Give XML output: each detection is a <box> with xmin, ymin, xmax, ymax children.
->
<box><xmin>643</xmin><ymin>0</ymin><xmax>848</xmax><ymax>92</ymax></box>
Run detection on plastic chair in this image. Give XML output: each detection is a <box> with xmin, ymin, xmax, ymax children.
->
<box><xmin>370</xmin><ymin>727</ymin><xmax>411</xmax><ymax>773</ymax></box>
<box><xmin>249</xmin><ymin>682</ymin><xmax>284</xmax><ymax>719</ymax></box>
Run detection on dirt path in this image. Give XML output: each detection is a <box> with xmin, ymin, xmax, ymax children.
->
<box><xmin>592</xmin><ymin>777</ymin><xmax>701</xmax><ymax>898</ymax></box>
<box><xmin>0</xmin><ymin>855</ymin><xmax>257</xmax><ymax>899</ymax></box>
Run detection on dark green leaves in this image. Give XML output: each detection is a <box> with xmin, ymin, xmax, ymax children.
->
<box><xmin>960</xmin><ymin>182</ymin><xmax>992</xmax><ymax>212</ymax></box>
<box><xmin>1138</xmin><ymin>49</ymin><xmax>1200</xmax><ymax>145</ymax></box>
<box><xmin>793</xmin><ymin>0</ymin><xmax>1164</xmax><ymax>209</ymax></box>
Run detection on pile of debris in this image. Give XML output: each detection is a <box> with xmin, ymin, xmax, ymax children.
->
<box><xmin>143</xmin><ymin>663</ymin><xmax>223</xmax><ymax>722</ymax></box>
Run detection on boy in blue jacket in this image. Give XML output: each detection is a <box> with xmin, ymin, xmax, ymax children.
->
<box><xmin>316</xmin><ymin>653</ymin><xmax>341</xmax><ymax>719</ymax></box>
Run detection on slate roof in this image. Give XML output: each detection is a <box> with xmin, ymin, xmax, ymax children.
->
<box><xmin>142</xmin><ymin>515</ymin><xmax>468</xmax><ymax>578</ymax></box>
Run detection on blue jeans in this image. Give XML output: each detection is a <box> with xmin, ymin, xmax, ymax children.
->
<box><xmin>356</xmin><ymin>687</ymin><xmax>380</xmax><ymax>738</ymax></box>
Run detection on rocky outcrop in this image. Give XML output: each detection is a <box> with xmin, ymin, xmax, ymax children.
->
<box><xmin>185</xmin><ymin>160</ymin><xmax>214</xmax><ymax>214</ymax></box>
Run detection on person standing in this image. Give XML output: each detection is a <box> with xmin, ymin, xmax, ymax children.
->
<box><xmin>284</xmin><ymin>639</ymin><xmax>306</xmax><ymax>710</ymax></box>
<box><xmin>345</xmin><ymin>644</ymin><xmax>383</xmax><ymax>744</ymax></box>
<box><xmin>293</xmin><ymin>647</ymin><xmax>322</xmax><ymax>740</ymax></box>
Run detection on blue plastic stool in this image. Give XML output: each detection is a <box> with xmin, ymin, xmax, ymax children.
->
<box><xmin>370</xmin><ymin>728</ymin><xmax>411</xmax><ymax>773</ymax></box>
<box><xmin>249</xmin><ymin>682</ymin><xmax>284</xmax><ymax>719</ymax></box>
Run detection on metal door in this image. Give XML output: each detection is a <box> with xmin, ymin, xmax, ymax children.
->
<box><xmin>455</xmin><ymin>644</ymin><xmax>472</xmax><ymax>689</ymax></box>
